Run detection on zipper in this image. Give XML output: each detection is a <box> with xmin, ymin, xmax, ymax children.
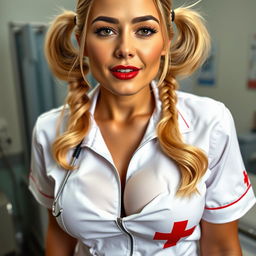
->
<box><xmin>114</xmin><ymin>139</ymin><xmax>155</xmax><ymax>256</ymax></box>
<box><xmin>115</xmin><ymin>136</ymin><xmax>156</xmax><ymax>217</ymax></box>
<box><xmin>116</xmin><ymin>217</ymin><xmax>134</xmax><ymax>256</ymax></box>
<box><xmin>91</xmin><ymin>129</ymin><xmax>156</xmax><ymax>255</ymax></box>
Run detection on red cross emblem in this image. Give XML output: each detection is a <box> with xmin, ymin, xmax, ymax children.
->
<box><xmin>153</xmin><ymin>220</ymin><xmax>196</xmax><ymax>248</ymax></box>
<box><xmin>243</xmin><ymin>170</ymin><xmax>250</xmax><ymax>187</ymax></box>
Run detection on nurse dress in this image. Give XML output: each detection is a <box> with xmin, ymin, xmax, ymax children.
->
<box><xmin>29</xmin><ymin>80</ymin><xmax>256</xmax><ymax>256</ymax></box>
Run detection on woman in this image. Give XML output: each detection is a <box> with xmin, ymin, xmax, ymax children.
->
<box><xmin>28</xmin><ymin>0</ymin><xmax>256</xmax><ymax>255</ymax></box>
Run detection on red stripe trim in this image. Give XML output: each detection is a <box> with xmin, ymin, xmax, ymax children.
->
<box><xmin>205</xmin><ymin>184</ymin><xmax>252</xmax><ymax>210</ymax></box>
<box><xmin>178</xmin><ymin>111</ymin><xmax>190</xmax><ymax>128</ymax></box>
<box><xmin>29</xmin><ymin>173</ymin><xmax>54</xmax><ymax>199</ymax></box>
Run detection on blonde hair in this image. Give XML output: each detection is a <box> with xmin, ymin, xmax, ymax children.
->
<box><xmin>154</xmin><ymin>0</ymin><xmax>210</xmax><ymax>196</ymax></box>
<box><xmin>45</xmin><ymin>0</ymin><xmax>210</xmax><ymax>196</ymax></box>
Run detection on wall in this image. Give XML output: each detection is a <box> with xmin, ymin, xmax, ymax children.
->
<box><xmin>192</xmin><ymin>0</ymin><xmax>256</xmax><ymax>133</ymax></box>
<box><xmin>0</xmin><ymin>0</ymin><xmax>255</xmax><ymax>156</ymax></box>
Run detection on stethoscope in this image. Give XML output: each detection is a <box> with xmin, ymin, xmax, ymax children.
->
<box><xmin>52</xmin><ymin>141</ymin><xmax>83</xmax><ymax>217</ymax></box>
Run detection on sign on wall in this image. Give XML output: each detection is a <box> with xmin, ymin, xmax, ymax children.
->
<box><xmin>248</xmin><ymin>34</ymin><xmax>256</xmax><ymax>89</ymax></box>
<box><xmin>197</xmin><ymin>43</ymin><xmax>217</xmax><ymax>87</ymax></box>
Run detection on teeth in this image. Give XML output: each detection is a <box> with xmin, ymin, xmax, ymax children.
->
<box><xmin>116</xmin><ymin>69</ymin><xmax>134</xmax><ymax>73</ymax></box>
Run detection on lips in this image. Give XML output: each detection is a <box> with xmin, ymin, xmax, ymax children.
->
<box><xmin>110</xmin><ymin>65</ymin><xmax>141</xmax><ymax>80</ymax></box>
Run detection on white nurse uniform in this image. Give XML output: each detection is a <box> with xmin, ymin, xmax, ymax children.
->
<box><xmin>29</xmin><ymin>80</ymin><xmax>256</xmax><ymax>256</ymax></box>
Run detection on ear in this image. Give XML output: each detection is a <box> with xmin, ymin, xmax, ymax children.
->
<box><xmin>75</xmin><ymin>34</ymin><xmax>88</xmax><ymax>57</ymax></box>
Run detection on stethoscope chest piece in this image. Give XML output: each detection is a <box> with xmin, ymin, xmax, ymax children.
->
<box><xmin>52</xmin><ymin>202</ymin><xmax>63</xmax><ymax>217</ymax></box>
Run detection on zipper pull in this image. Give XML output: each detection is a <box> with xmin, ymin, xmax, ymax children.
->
<box><xmin>116</xmin><ymin>217</ymin><xmax>123</xmax><ymax>227</ymax></box>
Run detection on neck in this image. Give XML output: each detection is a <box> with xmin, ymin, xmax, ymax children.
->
<box><xmin>94</xmin><ymin>84</ymin><xmax>155</xmax><ymax>123</ymax></box>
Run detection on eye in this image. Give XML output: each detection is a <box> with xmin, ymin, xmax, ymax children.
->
<box><xmin>136</xmin><ymin>26</ymin><xmax>158</xmax><ymax>37</ymax></box>
<box><xmin>94</xmin><ymin>26</ymin><xmax>115</xmax><ymax>37</ymax></box>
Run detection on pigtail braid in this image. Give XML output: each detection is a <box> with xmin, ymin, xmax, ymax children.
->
<box><xmin>156</xmin><ymin>2</ymin><xmax>210</xmax><ymax>196</ymax></box>
<box><xmin>157</xmin><ymin>77</ymin><xmax>208</xmax><ymax>196</ymax></box>
<box><xmin>44</xmin><ymin>9</ymin><xmax>92</xmax><ymax>169</ymax></box>
<box><xmin>53</xmin><ymin>79</ymin><xmax>91</xmax><ymax>170</ymax></box>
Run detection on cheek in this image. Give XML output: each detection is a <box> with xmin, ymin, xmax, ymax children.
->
<box><xmin>86</xmin><ymin>40</ymin><xmax>110</xmax><ymax>68</ymax></box>
<box><xmin>142</xmin><ymin>42</ymin><xmax>164</xmax><ymax>66</ymax></box>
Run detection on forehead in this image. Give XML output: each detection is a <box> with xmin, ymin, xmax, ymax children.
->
<box><xmin>88</xmin><ymin>0</ymin><xmax>160</xmax><ymax>21</ymax></box>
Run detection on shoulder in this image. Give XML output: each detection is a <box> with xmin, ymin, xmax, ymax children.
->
<box><xmin>176</xmin><ymin>91</ymin><xmax>239</xmax><ymax>163</ymax></box>
<box><xmin>33</xmin><ymin>106</ymin><xmax>68</xmax><ymax>146</ymax></box>
<box><xmin>176</xmin><ymin>91</ymin><xmax>230</xmax><ymax>129</ymax></box>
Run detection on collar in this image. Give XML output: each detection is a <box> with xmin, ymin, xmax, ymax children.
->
<box><xmin>81</xmin><ymin>80</ymin><xmax>192</xmax><ymax>147</ymax></box>
<box><xmin>177</xmin><ymin>104</ymin><xmax>192</xmax><ymax>134</ymax></box>
<box><xmin>150</xmin><ymin>80</ymin><xmax>192</xmax><ymax>134</ymax></box>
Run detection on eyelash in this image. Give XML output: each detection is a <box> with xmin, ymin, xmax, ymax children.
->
<box><xmin>137</xmin><ymin>26</ymin><xmax>158</xmax><ymax>36</ymax></box>
<box><xmin>94</xmin><ymin>26</ymin><xmax>158</xmax><ymax>38</ymax></box>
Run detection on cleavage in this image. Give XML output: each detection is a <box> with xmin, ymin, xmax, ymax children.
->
<box><xmin>122</xmin><ymin>166</ymin><xmax>166</xmax><ymax>217</ymax></box>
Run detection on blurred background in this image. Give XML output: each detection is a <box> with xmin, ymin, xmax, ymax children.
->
<box><xmin>0</xmin><ymin>0</ymin><xmax>255</xmax><ymax>255</ymax></box>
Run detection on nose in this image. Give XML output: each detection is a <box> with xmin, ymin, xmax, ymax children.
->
<box><xmin>114</xmin><ymin>29</ymin><xmax>136</xmax><ymax>59</ymax></box>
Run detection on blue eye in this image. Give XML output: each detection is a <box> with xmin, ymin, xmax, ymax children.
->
<box><xmin>137</xmin><ymin>27</ymin><xmax>158</xmax><ymax>37</ymax></box>
<box><xmin>94</xmin><ymin>27</ymin><xmax>115</xmax><ymax>37</ymax></box>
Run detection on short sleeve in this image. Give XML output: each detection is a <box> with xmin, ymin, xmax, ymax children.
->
<box><xmin>202</xmin><ymin>105</ymin><xmax>256</xmax><ymax>223</ymax></box>
<box><xmin>28</xmin><ymin>120</ymin><xmax>55</xmax><ymax>209</ymax></box>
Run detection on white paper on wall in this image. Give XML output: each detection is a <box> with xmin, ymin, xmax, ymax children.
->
<box><xmin>197</xmin><ymin>43</ymin><xmax>217</xmax><ymax>87</ymax></box>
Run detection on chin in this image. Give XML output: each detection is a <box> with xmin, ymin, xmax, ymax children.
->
<box><xmin>109</xmin><ymin>87</ymin><xmax>141</xmax><ymax>97</ymax></box>
<box><xmin>101</xmin><ymin>79</ymin><xmax>140</xmax><ymax>94</ymax></box>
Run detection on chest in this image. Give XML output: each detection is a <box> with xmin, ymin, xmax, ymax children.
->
<box><xmin>56</xmin><ymin>145</ymin><xmax>207</xmax><ymax>248</ymax></box>
<box><xmin>60</xmin><ymin>139</ymin><xmax>207</xmax><ymax>216</ymax></box>
<box><xmin>95</xmin><ymin>118</ymin><xmax>150</xmax><ymax>190</ymax></box>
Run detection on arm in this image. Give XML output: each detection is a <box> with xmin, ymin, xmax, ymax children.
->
<box><xmin>199</xmin><ymin>219</ymin><xmax>242</xmax><ymax>256</ymax></box>
<box><xmin>45</xmin><ymin>209</ymin><xmax>77</xmax><ymax>256</ymax></box>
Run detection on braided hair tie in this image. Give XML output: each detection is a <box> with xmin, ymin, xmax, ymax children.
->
<box><xmin>171</xmin><ymin>10</ymin><xmax>175</xmax><ymax>22</ymax></box>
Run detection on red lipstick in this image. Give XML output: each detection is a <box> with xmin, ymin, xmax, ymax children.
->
<box><xmin>110</xmin><ymin>65</ymin><xmax>141</xmax><ymax>80</ymax></box>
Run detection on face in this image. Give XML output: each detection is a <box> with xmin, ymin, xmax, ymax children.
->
<box><xmin>84</xmin><ymin>0</ymin><xmax>167</xmax><ymax>96</ymax></box>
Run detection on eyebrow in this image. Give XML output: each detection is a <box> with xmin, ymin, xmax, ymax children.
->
<box><xmin>91</xmin><ymin>15</ymin><xmax>159</xmax><ymax>25</ymax></box>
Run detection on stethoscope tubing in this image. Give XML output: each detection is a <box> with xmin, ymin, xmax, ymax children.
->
<box><xmin>52</xmin><ymin>141</ymin><xmax>83</xmax><ymax>217</ymax></box>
